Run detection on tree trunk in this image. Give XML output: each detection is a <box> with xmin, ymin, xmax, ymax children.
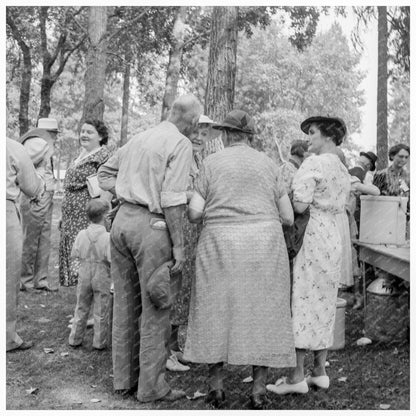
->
<box><xmin>120</xmin><ymin>54</ymin><xmax>131</xmax><ymax>146</ymax></box>
<box><xmin>38</xmin><ymin>7</ymin><xmax>52</xmax><ymax>119</ymax></box>
<box><xmin>161</xmin><ymin>6</ymin><xmax>187</xmax><ymax>121</ymax></box>
<box><xmin>7</xmin><ymin>11</ymin><xmax>32</xmax><ymax>135</ymax></box>
<box><xmin>19</xmin><ymin>48</ymin><xmax>32</xmax><ymax>135</ymax></box>
<box><xmin>376</xmin><ymin>6</ymin><xmax>388</xmax><ymax>169</ymax></box>
<box><xmin>82</xmin><ymin>6</ymin><xmax>108</xmax><ymax>123</ymax></box>
<box><xmin>205</xmin><ymin>6</ymin><xmax>238</xmax><ymax>123</ymax></box>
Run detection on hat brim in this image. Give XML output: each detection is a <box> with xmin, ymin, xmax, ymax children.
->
<box><xmin>212</xmin><ymin>122</ymin><xmax>254</xmax><ymax>134</ymax></box>
<box><xmin>300</xmin><ymin>116</ymin><xmax>346</xmax><ymax>137</ymax></box>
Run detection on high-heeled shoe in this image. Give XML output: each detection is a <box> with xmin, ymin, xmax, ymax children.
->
<box><xmin>205</xmin><ymin>389</ymin><xmax>226</xmax><ymax>408</ymax></box>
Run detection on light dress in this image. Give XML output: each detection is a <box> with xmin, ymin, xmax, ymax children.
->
<box><xmin>291</xmin><ymin>153</ymin><xmax>350</xmax><ymax>350</ymax></box>
<box><xmin>184</xmin><ymin>143</ymin><xmax>295</xmax><ymax>368</ymax></box>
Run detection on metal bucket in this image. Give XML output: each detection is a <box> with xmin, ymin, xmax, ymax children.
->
<box><xmin>364</xmin><ymin>277</ymin><xmax>409</xmax><ymax>342</ymax></box>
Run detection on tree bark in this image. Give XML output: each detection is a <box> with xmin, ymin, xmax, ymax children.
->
<box><xmin>120</xmin><ymin>52</ymin><xmax>131</xmax><ymax>146</ymax></box>
<box><xmin>161</xmin><ymin>6</ymin><xmax>187</xmax><ymax>121</ymax></box>
<box><xmin>7</xmin><ymin>10</ymin><xmax>32</xmax><ymax>135</ymax></box>
<box><xmin>39</xmin><ymin>7</ymin><xmax>52</xmax><ymax>119</ymax></box>
<box><xmin>376</xmin><ymin>6</ymin><xmax>388</xmax><ymax>169</ymax></box>
<box><xmin>82</xmin><ymin>6</ymin><xmax>108</xmax><ymax>123</ymax></box>
<box><xmin>205</xmin><ymin>6</ymin><xmax>238</xmax><ymax>123</ymax></box>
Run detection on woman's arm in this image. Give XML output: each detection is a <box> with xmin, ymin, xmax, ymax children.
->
<box><xmin>278</xmin><ymin>193</ymin><xmax>294</xmax><ymax>226</ymax></box>
<box><xmin>353</xmin><ymin>182</ymin><xmax>380</xmax><ymax>196</ymax></box>
<box><xmin>188</xmin><ymin>191</ymin><xmax>206</xmax><ymax>223</ymax></box>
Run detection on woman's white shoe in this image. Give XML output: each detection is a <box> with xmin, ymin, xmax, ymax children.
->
<box><xmin>166</xmin><ymin>353</ymin><xmax>190</xmax><ymax>372</ymax></box>
<box><xmin>266</xmin><ymin>377</ymin><xmax>308</xmax><ymax>395</ymax></box>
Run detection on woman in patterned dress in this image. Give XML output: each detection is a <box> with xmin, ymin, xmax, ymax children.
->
<box><xmin>267</xmin><ymin>116</ymin><xmax>350</xmax><ymax>395</ymax></box>
<box><xmin>59</xmin><ymin>120</ymin><xmax>110</xmax><ymax>287</ymax></box>
<box><xmin>167</xmin><ymin>115</ymin><xmax>224</xmax><ymax>372</ymax></box>
<box><xmin>373</xmin><ymin>143</ymin><xmax>410</xmax><ymax>198</ymax></box>
<box><xmin>184</xmin><ymin>110</ymin><xmax>295</xmax><ymax>409</ymax></box>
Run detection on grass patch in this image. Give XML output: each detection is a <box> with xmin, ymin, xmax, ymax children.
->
<box><xmin>6</xmin><ymin>199</ymin><xmax>410</xmax><ymax>410</ymax></box>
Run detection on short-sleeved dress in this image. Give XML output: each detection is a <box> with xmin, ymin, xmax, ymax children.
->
<box><xmin>184</xmin><ymin>143</ymin><xmax>296</xmax><ymax>368</ymax></box>
<box><xmin>59</xmin><ymin>147</ymin><xmax>110</xmax><ymax>287</ymax></box>
<box><xmin>291</xmin><ymin>153</ymin><xmax>350</xmax><ymax>350</ymax></box>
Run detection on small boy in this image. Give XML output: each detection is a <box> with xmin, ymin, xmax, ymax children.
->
<box><xmin>69</xmin><ymin>199</ymin><xmax>111</xmax><ymax>350</ymax></box>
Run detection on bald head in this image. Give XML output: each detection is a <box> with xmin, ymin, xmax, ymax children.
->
<box><xmin>168</xmin><ymin>94</ymin><xmax>202</xmax><ymax>139</ymax></box>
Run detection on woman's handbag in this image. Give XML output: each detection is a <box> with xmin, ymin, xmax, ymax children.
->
<box><xmin>283</xmin><ymin>206</ymin><xmax>310</xmax><ymax>260</ymax></box>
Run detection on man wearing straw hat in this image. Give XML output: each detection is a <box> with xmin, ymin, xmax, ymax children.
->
<box><xmin>18</xmin><ymin>118</ymin><xmax>60</xmax><ymax>292</ymax></box>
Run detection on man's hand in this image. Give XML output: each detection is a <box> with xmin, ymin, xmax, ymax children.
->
<box><xmin>171</xmin><ymin>246</ymin><xmax>185</xmax><ymax>273</ymax></box>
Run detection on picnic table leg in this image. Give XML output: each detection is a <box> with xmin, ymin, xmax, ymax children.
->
<box><xmin>361</xmin><ymin>260</ymin><xmax>366</xmax><ymax>312</ymax></box>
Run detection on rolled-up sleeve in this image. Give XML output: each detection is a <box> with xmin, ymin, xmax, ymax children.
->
<box><xmin>160</xmin><ymin>139</ymin><xmax>192</xmax><ymax>208</ymax></box>
<box><xmin>97</xmin><ymin>151</ymin><xmax>120</xmax><ymax>195</ymax></box>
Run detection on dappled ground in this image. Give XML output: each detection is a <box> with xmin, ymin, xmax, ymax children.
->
<box><xmin>6</xmin><ymin>199</ymin><xmax>410</xmax><ymax>410</ymax></box>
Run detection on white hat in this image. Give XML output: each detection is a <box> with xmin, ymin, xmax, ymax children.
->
<box><xmin>198</xmin><ymin>115</ymin><xmax>215</xmax><ymax>125</ymax></box>
<box><xmin>37</xmin><ymin>118</ymin><xmax>59</xmax><ymax>131</ymax></box>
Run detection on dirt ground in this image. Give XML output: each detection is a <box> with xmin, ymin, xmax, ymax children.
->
<box><xmin>5</xmin><ymin>198</ymin><xmax>410</xmax><ymax>410</ymax></box>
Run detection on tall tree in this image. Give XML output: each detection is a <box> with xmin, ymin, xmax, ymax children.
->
<box><xmin>120</xmin><ymin>50</ymin><xmax>131</xmax><ymax>146</ymax></box>
<box><xmin>6</xmin><ymin>7</ymin><xmax>35</xmax><ymax>135</ymax></box>
<box><xmin>7</xmin><ymin>7</ymin><xmax>87</xmax><ymax>132</ymax></box>
<box><xmin>205</xmin><ymin>6</ymin><xmax>238</xmax><ymax>123</ymax></box>
<box><xmin>38</xmin><ymin>7</ymin><xmax>87</xmax><ymax>119</ymax></box>
<box><xmin>161</xmin><ymin>6</ymin><xmax>187</xmax><ymax>121</ymax></box>
<box><xmin>352</xmin><ymin>6</ymin><xmax>409</xmax><ymax>158</ymax></box>
<box><xmin>376</xmin><ymin>6</ymin><xmax>388</xmax><ymax>169</ymax></box>
<box><xmin>82</xmin><ymin>6</ymin><xmax>108</xmax><ymax>122</ymax></box>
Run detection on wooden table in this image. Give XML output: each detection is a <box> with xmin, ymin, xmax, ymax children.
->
<box><xmin>353</xmin><ymin>240</ymin><xmax>410</xmax><ymax>308</ymax></box>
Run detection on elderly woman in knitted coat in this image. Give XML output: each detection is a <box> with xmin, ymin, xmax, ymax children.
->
<box><xmin>184</xmin><ymin>110</ymin><xmax>295</xmax><ymax>409</ymax></box>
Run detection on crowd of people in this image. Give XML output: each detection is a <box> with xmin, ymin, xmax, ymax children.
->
<box><xmin>6</xmin><ymin>94</ymin><xmax>410</xmax><ymax>409</ymax></box>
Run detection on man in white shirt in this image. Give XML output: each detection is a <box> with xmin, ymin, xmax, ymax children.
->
<box><xmin>19</xmin><ymin>118</ymin><xmax>59</xmax><ymax>292</ymax></box>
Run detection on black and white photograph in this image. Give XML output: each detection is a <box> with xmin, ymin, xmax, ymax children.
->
<box><xmin>4</xmin><ymin>2</ymin><xmax>411</xmax><ymax>411</ymax></box>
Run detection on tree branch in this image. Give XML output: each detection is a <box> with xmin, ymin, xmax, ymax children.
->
<box><xmin>106</xmin><ymin>8</ymin><xmax>150</xmax><ymax>43</ymax></box>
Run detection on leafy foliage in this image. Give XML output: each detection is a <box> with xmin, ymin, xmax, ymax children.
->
<box><xmin>280</xmin><ymin>6</ymin><xmax>327</xmax><ymax>51</ymax></box>
<box><xmin>388</xmin><ymin>74</ymin><xmax>410</xmax><ymax>147</ymax></box>
<box><xmin>234</xmin><ymin>20</ymin><xmax>365</xmax><ymax>162</ymax></box>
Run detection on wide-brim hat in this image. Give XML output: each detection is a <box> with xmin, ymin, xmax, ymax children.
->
<box><xmin>38</xmin><ymin>118</ymin><xmax>59</xmax><ymax>132</ymax></box>
<box><xmin>300</xmin><ymin>116</ymin><xmax>346</xmax><ymax>139</ymax></box>
<box><xmin>360</xmin><ymin>151</ymin><xmax>378</xmax><ymax>171</ymax></box>
<box><xmin>212</xmin><ymin>109</ymin><xmax>255</xmax><ymax>134</ymax></box>
<box><xmin>146</xmin><ymin>261</ymin><xmax>181</xmax><ymax>310</ymax></box>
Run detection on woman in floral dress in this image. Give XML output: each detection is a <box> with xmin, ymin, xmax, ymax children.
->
<box><xmin>267</xmin><ymin>116</ymin><xmax>350</xmax><ymax>395</ymax></box>
<box><xmin>59</xmin><ymin>119</ymin><xmax>110</xmax><ymax>287</ymax></box>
